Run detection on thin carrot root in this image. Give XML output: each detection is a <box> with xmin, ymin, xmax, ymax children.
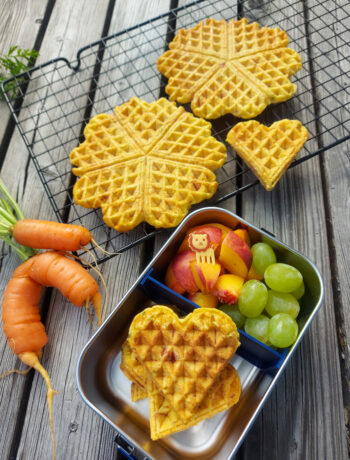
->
<box><xmin>84</xmin><ymin>297</ymin><xmax>93</xmax><ymax>326</ymax></box>
<box><xmin>19</xmin><ymin>351</ymin><xmax>58</xmax><ymax>460</ymax></box>
<box><xmin>64</xmin><ymin>252</ymin><xmax>107</xmax><ymax>325</ymax></box>
<box><xmin>91</xmin><ymin>236</ymin><xmax>121</xmax><ymax>256</ymax></box>
<box><xmin>0</xmin><ymin>367</ymin><xmax>31</xmax><ymax>378</ymax></box>
<box><xmin>92</xmin><ymin>292</ymin><xmax>102</xmax><ymax>326</ymax></box>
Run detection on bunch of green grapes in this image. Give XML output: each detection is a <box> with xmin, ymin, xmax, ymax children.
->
<box><xmin>219</xmin><ymin>242</ymin><xmax>304</xmax><ymax>348</ymax></box>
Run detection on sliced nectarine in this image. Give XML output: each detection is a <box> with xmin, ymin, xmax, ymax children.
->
<box><xmin>188</xmin><ymin>292</ymin><xmax>218</xmax><ymax>308</ymax></box>
<box><xmin>165</xmin><ymin>263</ymin><xmax>185</xmax><ymax>295</ymax></box>
<box><xmin>246</xmin><ymin>265</ymin><xmax>264</xmax><ymax>281</ymax></box>
<box><xmin>219</xmin><ymin>231</ymin><xmax>253</xmax><ymax>278</ymax></box>
<box><xmin>177</xmin><ymin>224</ymin><xmax>222</xmax><ymax>254</ymax></box>
<box><xmin>234</xmin><ymin>228</ymin><xmax>251</xmax><ymax>247</ymax></box>
<box><xmin>212</xmin><ymin>274</ymin><xmax>245</xmax><ymax>305</ymax></box>
<box><xmin>169</xmin><ymin>250</ymin><xmax>198</xmax><ymax>295</ymax></box>
<box><xmin>190</xmin><ymin>262</ymin><xmax>221</xmax><ymax>294</ymax></box>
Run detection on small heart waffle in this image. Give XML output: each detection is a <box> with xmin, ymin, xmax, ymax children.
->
<box><xmin>121</xmin><ymin>340</ymin><xmax>241</xmax><ymax>439</ymax></box>
<box><xmin>127</xmin><ymin>305</ymin><xmax>240</xmax><ymax>423</ymax></box>
<box><xmin>70</xmin><ymin>97</ymin><xmax>226</xmax><ymax>232</ymax></box>
<box><xmin>157</xmin><ymin>18</ymin><xmax>302</xmax><ymax>119</ymax></box>
<box><xmin>226</xmin><ymin>119</ymin><xmax>309</xmax><ymax>191</ymax></box>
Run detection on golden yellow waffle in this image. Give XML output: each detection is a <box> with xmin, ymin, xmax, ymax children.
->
<box><xmin>149</xmin><ymin>364</ymin><xmax>241</xmax><ymax>440</ymax></box>
<box><xmin>131</xmin><ymin>383</ymin><xmax>148</xmax><ymax>402</ymax></box>
<box><xmin>157</xmin><ymin>18</ymin><xmax>302</xmax><ymax>119</ymax></box>
<box><xmin>70</xmin><ymin>97</ymin><xmax>226</xmax><ymax>232</ymax></box>
<box><xmin>121</xmin><ymin>340</ymin><xmax>156</xmax><ymax>395</ymax></box>
<box><xmin>128</xmin><ymin>306</ymin><xmax>240</xmax><ymax>423</ymax></box>
<box><xmin>226</xmin><ymin>119</ymin><xmax>309</xmax><ymax>191</ymax></box>
<box><xmin>121</xmin><ymin>340</ymin><xmax>241</xmax><ymax>438</ymax></box>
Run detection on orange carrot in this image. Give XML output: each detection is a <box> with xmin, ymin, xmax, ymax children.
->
<box><xmin>1</xmin><ymin>251</ymin><xmax>102</xmax><ymax>460</ymax></box>
<box><xmin>13</xmin><ymin>219</ymin><xmax>91</xmax><ymax>251</ymax></box>
<box><xmin>2</xmin><ymin>258</ymin><xmax>47</xmax><ymax>355</ymax></box>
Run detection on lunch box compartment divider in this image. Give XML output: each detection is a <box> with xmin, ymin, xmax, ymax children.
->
<box><xmin>140</xmin><ymin>268</ymin><xmax>286</xmax><ymax>371</ymax></box>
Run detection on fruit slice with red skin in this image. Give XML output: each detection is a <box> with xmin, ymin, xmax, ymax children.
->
<box><xmin>190</xmin><ymin>262</ymin><xmax>221</xmax><ymax>294</ymax></box>
<box><xmin>165</xmin><ymin>263</ymin><xmax>185</xmax><ymax>295</ymax></box>
<box><xmin>212</xmin><ymin>274</ymin><xmax>245</xmax><ymax>305</ymax></box>
<box><xmin>207</xmin><ymin>223</ymin><xmax>233</xmax><ymax>242</ymax></box>
<box><xmin>188</xmin><ymin>292</ymin><xmax>218</xmax><ymax>308</ymax></box>
<box><xmin>168</xmin><ymin>250</ymin><xmax>198</xmax><ymax>295</ymax></box>
<box><xmin>178</xmin><ymin>224</ymin><xmax>222</xmax><ymax>255</ymax></box>
<box><xmin>219</xmin><ymin>231</ymin><xmax>253</xmax><ymax>278</ymax></box>
<box><xmin>234</xmin><ymin>228</ymin><xmax>251</xmax><ymax>247</ymax></box>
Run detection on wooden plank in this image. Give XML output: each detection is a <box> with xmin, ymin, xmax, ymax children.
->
<box><xmin>306</xmin><ymin>0</ymin><xmax>350</xmax><ymax>447</ymax></box>
<box><xmin>0</xmin><ymin>0</ymin><xmax>47</xmax><ymax>143</ymax></box>
<box><xmin>0</xmin><ymin>0</ymin><xmax>110</xmax><ymax>458</ymax></box>
<box><xmin>8</xmin><ymin>2</ymin><xmax>172</xmax><ymax>460</ymax></box>
<box><xmin>236</xmin><ymin>1</ymin><xmax>348</xmax><ymax>459</ymax></box>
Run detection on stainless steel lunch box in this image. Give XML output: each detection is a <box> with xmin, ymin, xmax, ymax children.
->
<box><xmin>76</xmin><ymin>207</ymin><xmax>324</xmax><ymax>460</ymax></box>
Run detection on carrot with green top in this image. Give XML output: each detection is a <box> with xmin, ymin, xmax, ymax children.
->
<box><xmin>0</xmin><ymin>179</ymin><xmax>106</xmax><ymax>459</ymax></box>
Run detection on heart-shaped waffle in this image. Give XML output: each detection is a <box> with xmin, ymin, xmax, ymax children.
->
<box><xmin>157</xmin><ymin>18</ymin><xmax>302</xmax><ymax>119</ymax></box>
<box><xmin>226</xmin><ymin>120</ymin><xmax>309</xmax><ymax>190</ymax></box>
<box><xmin>121</xmin><ymin>339</ymin><xmax>241</xmax><ymax>439</ymax></box>
<box><xmin>128</xmin><ymin>306</ymin><xmax>240</xmax><ymax>423</ymax></box>
<box><xmin>70</xmin><ymin>97</ymin><xmax>226</xmax><ymax>232</ymax></box>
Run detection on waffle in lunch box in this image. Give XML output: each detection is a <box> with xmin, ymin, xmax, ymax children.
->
<box><xmin>126</xmin><ymin>306</ymin><xmax>240</xmax><ymax>425</ymax></box>
<box><xmin>70</xmin><ymin>98</ymin><xmax>226</xmax><ymax>232</ymax></box>
<box><xmin>226</xmin><ymin>119</ymin><xmax>309</xmax><ymax>191</ymax></box>
<box><xmin>122</xmin><ymin>343</ymin><xmax>241</xmax><ymax>440</ymax></box>
<box><xmin>157</xmin><ymin>18</ymin><xmax>302</xmax><ymax>119</ymax></box>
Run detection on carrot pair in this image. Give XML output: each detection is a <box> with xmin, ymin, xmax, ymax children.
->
<box><xmin>0</xmin><ymin>178</ymin><xmax>107</xmax><ymax>460</ymax></box>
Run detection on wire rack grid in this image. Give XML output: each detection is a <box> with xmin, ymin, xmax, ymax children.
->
<box><xmin>2</xmin><ymin>0</ymin><xmax>350</xmax><ymax>264</ymax></box>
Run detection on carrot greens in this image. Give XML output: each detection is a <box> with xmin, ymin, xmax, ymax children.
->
<box><xmin>0</xmin><ymin>178</ymin><xmax>37</xmax><ymax>260</ymax></box>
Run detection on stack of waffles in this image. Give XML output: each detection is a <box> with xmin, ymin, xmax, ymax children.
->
<box><xmin>121</xmin><ymin>305</ymin><xmax>241</xmax><ymax>440</ymax></box>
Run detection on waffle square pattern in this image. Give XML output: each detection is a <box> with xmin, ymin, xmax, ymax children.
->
<box><xmin>157</xmin><ymin>18</ymin><xmax>302</xmax><ymax>119</ymax></box>
<box><xmin>121</xmin><ymin>339</ymin><xmax>241</xmax><ymax>440</ymax></box>
<box><xmin>127</xmin><ymin>306</ymin><xmax>240</xmax><ymax>425</ymax></box>
<box><xmin>70</xmin><ymin>98</ymin><xmax>226</xmax><ymax>232</ymax></box>
<box><xmin>226</xmin><ymin>119</ymin><xmax>309</xmax><ymax>190</ymax></box>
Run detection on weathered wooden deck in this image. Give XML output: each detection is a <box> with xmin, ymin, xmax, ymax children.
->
<box><xmin>0</xmin><ymin>1</ymin><xmax>349</xmax><ymax>459</ymax></box>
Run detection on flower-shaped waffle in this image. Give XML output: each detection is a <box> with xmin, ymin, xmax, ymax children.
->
<box><xmin>226</xmin><ymin>119</ymin><xmax>309</xmax><ymax>191</ymax></box>
<box><xmin>127</xmin><ymin>306</ymin><xmax>240</xmax><ymax>424</ymax></box>
<box><xmin>157</xmin><ymin>18</ymin><xmax>302</xmax><ymax>119</ymax></box>
<box><xmin>70</xmin><ymin>98</ymin><xmax>226</xmax><ymax>232</ymax></box>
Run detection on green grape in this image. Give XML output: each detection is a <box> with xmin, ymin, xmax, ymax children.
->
<box><xmin>265</xmin><ymin>290</ymin><xmax>300</xmax><ymax>319</ymax></box>
<box><xmin>251</xmin><ymin>242</ymin><xmax>277</xmax><ymax>275</ymax></box>
<box><xmin>291</xmin><ymin>281</ymin><xmax>305</xmax><ymax>300</ymax></box>
<box><xmin>244</xmin><ymin>314</ymin><xmax>270</xmax><ymax>343</ymax></box>
<box><xmin>268</xmin><ymin>313</ymin><xmax>298</xmax><ymax>348</ymax></box>
<box><xmin>238</xmin><ymin>280</ymin><xmax>268</xmax><ymax>318</ymax></box>
<box><xmin>264</xmin><ymin>263</ymin><xmax>303</xmax><ymax>293</ymax></box>
<box><xmin>219</xmin><ymin>304</ymin><xmax>246</xmax><ymax>329</ymax></box>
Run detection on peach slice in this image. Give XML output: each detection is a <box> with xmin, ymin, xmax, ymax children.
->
<box><xmin>212</xmin><ymin>274</ymin><xmax>245</xmax><ymax>305</ymax></box>
<box><xmin>219</xmin><ymin>230</ymin><xmax>253</xmax><ymax>278</ymax></box>
<box><xmin>188</xmin><ymin>292</ymin><xmax>218</xmax><ymax>308</ymax></box>
<box><xmin>178</xmin><ymin>224</ymin><xmax>222</xmax><ymax>255</ymax></box>
<box><xmin>190</xmin><ymin>262</ymin><xmax>221</xmax><ymax>294</ymax></box>
<box><xmin>207</xmin><ymin>223</ymin><xmax>233</xmax><ymax>242</ymax></box>
<box><xmin>246</xmin><ymin>265</ymin><xmax>264</xmax><ymax>281</ymax></box>
<box><xmin>165</xmin><ymin>263</ymin><xmax>185</xmax><ymax>295</ymax></box>
<box><xmin>167</xmin><ymin>250</ymin><xmax>198</xmax><ymax>295</ymax></box>
<box><xmin>234</xmin><ymin>228</ymin><xmax>251</xmax><ymax>247</ymax></box>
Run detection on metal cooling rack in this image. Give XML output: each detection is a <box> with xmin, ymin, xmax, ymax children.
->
<box><xmin>2</xmin><ymin>0</ymin><xmax>350</xmax><ymax>264</ymax></box>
